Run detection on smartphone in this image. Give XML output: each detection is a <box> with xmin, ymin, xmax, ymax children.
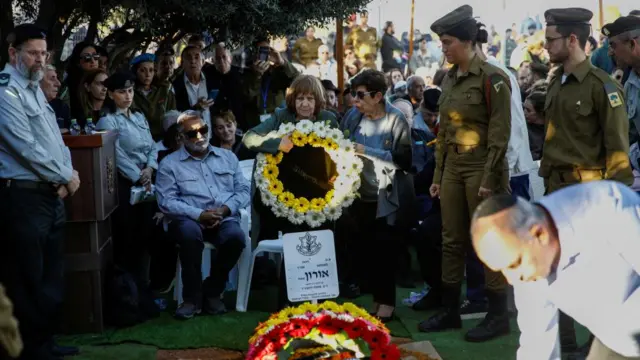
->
<box><xmin>208</xmin><ymin>89</ymin><xmax>220</xmax><ymax>101</ymax></box>
<box><xmin>258</xmin><ymin>46</ymin><xmax>270</xmax><ymax>62</ymax></box>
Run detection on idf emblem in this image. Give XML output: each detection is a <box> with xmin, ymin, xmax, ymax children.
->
<box><xmin>296</xmin><ymin>232</ymin><xmax>322</xmax><ymax>257</ymax></box>
<box><xmin>608</xmin><ymin>92</ymin><xmax>623</xmax><ymax>108</ymax></box>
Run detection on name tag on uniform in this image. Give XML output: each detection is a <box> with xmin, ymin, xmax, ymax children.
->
<box><xmin>260</xmin><ymin>113</ymin><xmax>272</xmax><ymax>123</ymax></box>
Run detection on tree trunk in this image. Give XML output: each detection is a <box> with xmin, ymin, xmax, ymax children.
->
<box><xmin>0</xmin><ymin>0</ymin><xmax>14</xmax><ymax>68</ymax></box>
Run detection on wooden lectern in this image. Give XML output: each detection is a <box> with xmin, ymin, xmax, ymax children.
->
<box><xmin>62</xmin><ymin>131</ymin><xmax>118</xmax><ymax>334</ymax></box>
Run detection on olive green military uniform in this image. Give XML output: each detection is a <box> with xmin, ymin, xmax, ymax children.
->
<box><xmin>0</xmin><ymin>284</ymin><xmax>22</xmax><ymax>358</ymax></box>
<box><xmin>346</xmin><ymin>27</ymin><xmax>379</xmax><ymax>68</ymax></box>
<box><xmin>292</xmin><ymin>37</ymin><xmax>324</xmax><ymax>67</ymax></box>
<box><xmin>133</xmin><ymin>82</ymin><xmax>176</xmax><ymax>141</ymax></box>
<box><xmin>540</xmin><ymin>12</ymin><xmax>633</xmax><ymax>194</ymax></box>
<box><xmin>434</xmin><ymin>53</ymin><xmax>512</xmax><ymax>293</ymax></box>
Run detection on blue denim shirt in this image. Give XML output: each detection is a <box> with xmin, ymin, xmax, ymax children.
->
<box><xmin>156</xmin><ymin>145</ymin><xmax>250</xmax><ymax>223</ymax></box>
<box><xmin>0</xmin><ymin>64</ymin><xmax>73</xmax><ymax>184</ymax></box>
<box><xmin>96</xmin><ymin>109</ymin><xmax>158</xmax><ymax>182</ymax></box>
<box><xmin>625</xmin><ymin>71</ymin><xmax>640</xmax><ymax>142</ymax></box>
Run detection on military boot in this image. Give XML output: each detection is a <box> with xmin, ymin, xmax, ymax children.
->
<box><xmin>417</xmin><ymin>285</ymin><xmax>462</xmax><ymax>332</ymax></box>
<box><xmin>465</xmin><ymin>290</ymin><xmax>510</xmax><ymax>342</ymax></box>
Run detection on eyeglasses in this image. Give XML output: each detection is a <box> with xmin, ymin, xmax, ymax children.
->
<box><xmin>184</xmin><ymin>125</ymin><xmax>209</xmax><ymax>139</ymax></box>
<box><xmin>21</xmin><ymin>49</ymin><xmax>50</xmax><ymax>61</ymax></box>
<box><xmin>80</xmin><ymin>53</ymin><xmax>100</xmax><ymax>63</ymax></box>
<box><xmin>351</xmin><ymin>90</ymin><xmax>376</xmax><ymax>99</ymax></box>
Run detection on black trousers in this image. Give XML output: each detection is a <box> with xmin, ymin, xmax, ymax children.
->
<box><xmin>349</xmin><ymin>201</ymin><xmax>396</xmax><ymax>306</ymax></box>
<box><xmin>413</xmin><ymin>206</ymin><xmax>443</xmax><ymax>291</ymax></box>
<box><xmin>113</xmin><ymin>175</ymin><xmax>156</xmax><ymax>284</ymax></box>
<box><xmin>169</xmin><ymin>218</ymin><xmax>245</xmax><ymax>305</ymax></box>
<box><xmin>0</xmin><ymin>186</ymin><xmax>65</xmax><ymax>360</ymax></box>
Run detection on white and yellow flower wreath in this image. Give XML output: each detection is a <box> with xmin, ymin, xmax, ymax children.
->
<box><xmin>254</xmin><ymin>119</ymin><xmax>363</xmax><ymax>228</ymax></box>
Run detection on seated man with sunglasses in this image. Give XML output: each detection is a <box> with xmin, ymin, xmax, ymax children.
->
<box><xmin>156</xmin><ymin>110</ymin><xmax>250</xmax><ymax>319</ymax></box>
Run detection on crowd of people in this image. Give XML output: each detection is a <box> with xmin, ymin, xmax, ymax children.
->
<box><xmin>1</xmin><ymin>4</ymin><xmax>640</xmax><ymax>360</ymax></box>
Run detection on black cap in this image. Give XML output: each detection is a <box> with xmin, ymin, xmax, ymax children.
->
<box><xmin>544</xmin><ymin>8</ymin><xmax>593</xmax><ymax>26</ymax></box>
<box><xmin>602</xmin><ymin>16</ymin><xmax>640</xmax><ymax>37</ymax></box>
<box><xmin>321</xmin><ymin>79</ymin><xmax>339</xmax><ymax>93</ymax></box>
<box><xmin>103</xmin><ymin>71</ymin><xmax>136</xmax><ymax>91</ymax></box>
<box><xmin>421</xmin><ymin>88</ymin><xmax>442</xmax><ymax>112</ymax></box>
<box><xmin>6</xmin><ymin>24</ymin><xmax>47</xmax><ymax>48</ymax></box>
<box><xmin>430</xmin><ymin>5</ymin><xmax>474</xmax><ymax>36</ymax></box>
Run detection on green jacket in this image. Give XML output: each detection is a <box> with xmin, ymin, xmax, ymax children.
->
<box><xmin>243</xmin><ymin>108</ymin><xmax>338</xmax><ymax>247</ymax></box>
<box><xmin>134</xmin><ymin>83</ymin><xmax>176</xmax><ymax>141</ymax></box>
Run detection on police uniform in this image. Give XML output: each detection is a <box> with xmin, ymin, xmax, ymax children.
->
<box><xmin>131</xmin><ymin>54</ymin><xmax>177</xmax><ymax>141</ymax></box>
<box><xmin>418</xmin><ymin>5</ymin><xmax>512</xmax><ymax>342</ymax></box>
<box><xmin>96</xmin><ymin>72</ymin><xmax>158</xmax><ymax>284</ymax></box>
<box><xmin>0</xmin><ymin>24</ymin><xmax>75</xmax><ymax>359</ymax></box>
<box><xmin>540</xmin><ymin>9</ymin><xmax>633</xmax><ymax>194</ymax></box>
<box><xmin>541</xmin><ymin>8</ymin><xmax>633</xmax><ymax>355</ymax></box>
<box><xmin>602</xmin><ymin>16</ymin><xmax>640</xmax><ymax>167</ymax></box>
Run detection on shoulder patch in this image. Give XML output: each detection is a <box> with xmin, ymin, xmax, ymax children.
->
<box><xmin>603</xmin><ymin>82</ymin><xmax>623</xmax><ymax>108</ymax></box>
<box><xmin>0</xmin><ymin>73</ymin><xmax>10</xmax><ymax>87</ymax></box>
<box><xmin>489</xmin><ymin>73</ymin><xmax>508</xmax><ymax>93</ymax></box>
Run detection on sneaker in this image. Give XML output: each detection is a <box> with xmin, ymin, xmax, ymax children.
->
<box><xmin>174</xmin><ymin>302</ymin><xmax>201</xmax><ymax>320</ymax></box>
<box><xmin>460</xmin><ymin>299</ymin><xmax>488</xmax><ymax>320</ymax></box>
<box><xmin>203</xmin><ymin>297</ymin><xmax>227</xmax><ymax>315</ymax></box>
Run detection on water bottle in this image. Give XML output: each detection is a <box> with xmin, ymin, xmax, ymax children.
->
<box><xmin>84</xmin><ymin>117</ymin><xmax>96</xmax><ymax>135</ymax></box>
<box><xmin>69</xmin><ymin>119</ymin><xmax>82</xmax><ymax>136</ymax></box>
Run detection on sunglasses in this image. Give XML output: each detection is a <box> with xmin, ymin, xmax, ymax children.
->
<box><xmin>351</xmin><ymin>91</ymin><xmax>375</xmax><ymax>99</ymax></box>
<box><xmin>184</xmin><ymin>125</ymin><xmax>209</xmax><ymax>139</ymax></box>
<box><xmin>80</xmin><ymin>53</ymin><xmax>101</xmax><ymax>62</ymax></box>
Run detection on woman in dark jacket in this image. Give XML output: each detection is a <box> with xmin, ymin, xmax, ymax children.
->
<box><xmin>339</xmin><ymin>69</ymin><xmax>414</xmax><ymax>322</ymax></box>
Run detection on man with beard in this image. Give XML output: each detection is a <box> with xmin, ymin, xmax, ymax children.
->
<box><xmin>0</xmin><ymin>24</ymin><xmax>81</xmax><ymax>359</ymax></box>
<box><xmin>540</xmin><ymin>8</ymin><xmax>633</xmax><ymax>358</ymax></box>
<box><xmin>381</xmin><ymin>21</ymin><xmax>404</xmax><ymax>73</ymax></box>
<box><xmin>156</xmin><ymin>110</ymin><xmax>249</xmax><ymax>319</ymax></box>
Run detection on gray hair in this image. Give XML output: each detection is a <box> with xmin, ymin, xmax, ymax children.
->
<box><xmin>176</xmin><ymin>110</ymin><xmax>204</xmax><ymax>132</ymax></box>
<box><xmin>613</xmin><ymin>29</ymin><xmax>640</xmax><ymax>43</ymax></box>
<box><xmin>471</xmin><ymin>196</ymin><xmax>545</xmax><ymax>242</ymax></box>
<box><xmin>406</xmin><ymin>75</ymin><xmax>424</xmax><ymax>89</ymax></box>
<box><xmin>162</xmin><ymin>110</ymin><xmax>181</xmax><ymax>132</ymax></box>
<box><xmin>44</xmin><ymin>64</ymin><xmax>57</xmax><ymax>72</ymax></box>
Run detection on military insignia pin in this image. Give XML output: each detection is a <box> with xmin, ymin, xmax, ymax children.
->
<box><xmin>0</xmin><ymin>73</ymin><xmax>10</xmax><ymax>87</ymax></box>
<box><xmin>603</xmin><ymin>27</ymin><xmax>610</xmax><ymax>36</ymax></box>
<box><xmin>608</xmin><ymin>92</ymin><xmax>622</xmax><ymax>108</ymax></box>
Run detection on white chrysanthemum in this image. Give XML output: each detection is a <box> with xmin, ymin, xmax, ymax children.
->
<box><xmin>338</xmin><ymin>139</ymin><xmax>355</xmax><ymax>153</ymax></box>
<box><xmin>305</xmin><ymin>211</ymin><xmax>326</xmax><ymax>228</ymax></box>
<box><xmin>278</xmin><ymin>122</ymin><xmax>296</xmax><ymax>136</ymax></box>
<box><xmin>288</xmin><ymin>211</ymin><xmax>306</xmax><ymax>225</ymax></box>
<box><xmin>327</xmin><ymin>129</ymin><xmax>343</xmax><ymax>142</ymax></box>
<box><xmin>323</xmin><ymin>206</ymin><xmax>343</xmax><ymax>221</ymax></box>
<box><xmin>295</xmin><ymin>119</ymin><xmax>314</xmax><ymax>134</ymax></box>
<box><xmin>342</xmin><ymin>194</ymin><xmax>355</xmax><ymax>208</ymax></box>
<box><xmin>260</xmin><ymin>191</ymin><xmax>276</xmax><ymax>206</ymax></box>
<box><xmin>312</xmin><ymin>122</ymin><xmax>328</xmax><ymax>137</ymax></box>
<box><xmin>256</xmin><ymin>176</ymin><xmax>270</xmax><ymax>191</ymax></box>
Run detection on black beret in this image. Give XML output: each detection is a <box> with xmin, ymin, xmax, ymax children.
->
<box><xmin>602</xmin><ymin>16</ymin><xmax>640</xmax><ymax>38</ymax></box>
<box><xmin>544</xmin><ymin>8</ymin><xmax>593</xmax><ymax>26</ymax></box>
<box><xmin>103</xmin><ymin>71</ymin><xmax>136</xmax><ymax>91</ymax></box>
<box><xmin>6</xmin><ymin>24</ymin><xmax>47</xmax><ymax>48</ymax></box>
<box><xmin>321</xmin><ymin>79</ymin><xmax>339</xmax><ymax>93</ymax></box>
<box><xmin>431</xmin><ymin>5</ymin><xmax>474</xmax><ymax>36</ymax></box>
<box><xmin>421</xmin><ymin>88</ymin><xmax>442</xmax><ymax>112</ymax></box>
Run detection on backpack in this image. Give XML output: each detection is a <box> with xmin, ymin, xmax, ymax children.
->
<box><xmin>104</xmin><ymin>267</ymin><xmax>160</xmax><ymax>328</ymax></box>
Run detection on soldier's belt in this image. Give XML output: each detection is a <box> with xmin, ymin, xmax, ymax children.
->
<box><xmin>549</xmin><ymin>169</ymin><xmax>604</xmax><ymax>182</ymax></box>
<box><xmin>0</xmin><ymin>179</ymin><xmax>58</xmax><ymax>192</ymax></box>
<box><xmin>447</xmin><ymin>144</ymin><xmax>484</xmax><ymax>154</ymax></box>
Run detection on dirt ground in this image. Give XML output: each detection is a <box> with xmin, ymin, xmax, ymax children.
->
<box><xmin>156</xmin><ymin>348</ymin><xmax>245</xmax><ymax>360</ymax></box>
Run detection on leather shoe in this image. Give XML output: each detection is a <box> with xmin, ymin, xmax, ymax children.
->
<box><xmin>417</xmin><ymin>309</ymin><xmax>462</xmax><ymax>332</ymax></box>
<box><xmin>52</xmin><ymin>343</ymin><xmax>80</xmax><ymax>357</ymax></box>
<box><xmin>203</xmin><ymin>297</ymin><xmax>227</xmax><ymax>315</ymax></box>
<box><xmin>464</xmin><ymin>312</ymin><xmax>510</xmax><ymax>342</ymax></box>
<box><xmin>412</xmin><ymin>290</ymin><xmax>442</xmax><ymax>311</ymax></box>
<box><xmin>174</xmin><ymin>302</ymin><xmax>201</xmax><ymax>320</ymax></box>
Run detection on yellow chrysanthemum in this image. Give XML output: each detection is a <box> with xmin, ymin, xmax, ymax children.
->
<box><xmin>263</xmin><ymin>164</ymin><xmax>279</xmax><ymax>179</ymax></box>
<box><xmin>310</xmin><ymin>198</ymin><xmax>326</xmax><ymax>212</ymax></box>
<box><xmin>297</xmin><ymin>302</ymin><xmax>318</xmax><ymax>313</ymax></box>
<box><xmin>268</xmin><ymin>180</ymin><xmax>284</xmax><ymax>195</ymax></box>
<box><xmin>317</xmin><ymin>301</ymin><xmax>340</xmax><ymax>313</ymax></box>
<box><xmin>265</xmin><ymin>153</ymin><xmax>282</xmax><ymax>165</ymax></box>
<box><xmin>329</xmin><ymin>141</ymin><xmax>339</xmax><ymax>150</ymax></box>
<box><xmin>325</xmin><ymin>190</ymin><xmax>335</xmax><ymax>203</ymax></box>
<box><xmin>295</xmin><ymin>197</ymin><xmax>310</xmax><ymax>213</ymax></box>
<box><xmin>286</xmin><ymin>198</ymin><xmax>299</xmax><ymax>209</ymax></box>
<box><xmin>278</xmin><ymin>191</ymin><xmax>295</xmax><ymax>205</ymax></box>
<box><xmin>291</xmin><ymin>130</ymin><xmax>308</xmax><ymax>147</ymax></box>
<box><xmin>342</xmin><ymin>302</ymin><xmax>367</xmax><ymax>318</ymax></box>
<box><xmin>307</xmin><ymin>132</ymin><xmax>321</xmax><ymax>146</ymax></box>
<box><xmin>321</xmin><ymin>138</ymin><xmax>334</xmax><ymax>149</ymax></box>
<box><xmin>275</xmin><ymin>151</ymin><xmax>284</xmax><ymax>162</ymax></box>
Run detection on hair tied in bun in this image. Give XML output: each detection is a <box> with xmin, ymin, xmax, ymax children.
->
<box><xmin>476</xmin><ymin>22</ymin><xmax>489</xmax><ymax>44</ymax></box>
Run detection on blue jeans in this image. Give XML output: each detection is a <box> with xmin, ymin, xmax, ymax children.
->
<box><xmin>169</xmin><ymin>217</ymin><xmax>245</xmax><ymax>305</ymax></box>
<box><xmin>465</xmin><ymin>174</ymin><xmax>531</xmax><ymax>302</ymax></box>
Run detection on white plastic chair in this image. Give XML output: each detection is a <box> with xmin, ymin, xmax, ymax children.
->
<box><xmin>530</xmin><ymin>160</ymin><xmax>545</xmax><ymax>201</ymax></box>
<box><xmin>173</xmin><ymin>209</ymin><xmax>251</xmax><ymax>305</ymax></box>
<box><xmin>235</xmin><ymin>233</ymin><xmax>284</xmax><ymax>312</ymax></box>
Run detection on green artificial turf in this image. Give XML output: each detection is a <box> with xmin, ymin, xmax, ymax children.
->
<box><xmin>59</xmin><ymin>285</ymin><xmax>591</xmax><ymax>360</ymax></box>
